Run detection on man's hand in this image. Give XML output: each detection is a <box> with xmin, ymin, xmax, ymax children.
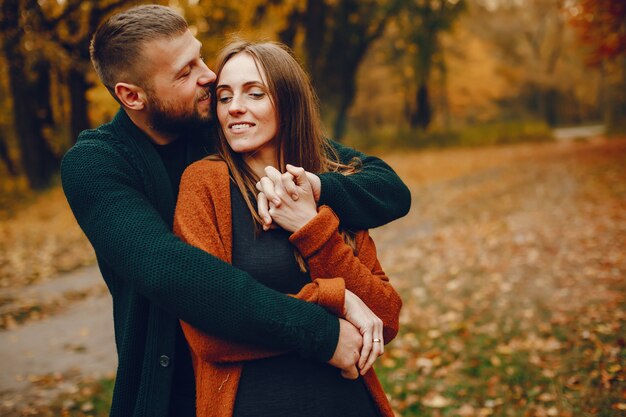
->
<box><xmin>304</xmin><ymin>169</ymin><xmax>321</xmax><ymax>202</ymax></box>
<box><xmin>343</xmin><ymin>290</ymin><xmax>384</xmax><ymax>375</ymax></box>
<box><xmin>256</xmin><ymin>165</ymin><xmax>322</xmax><ymax>231</ymax></box>
<box><xmin>328</xmin><ymin>319</ymin><xmax>362</xmax><ymax>380</ymax></box>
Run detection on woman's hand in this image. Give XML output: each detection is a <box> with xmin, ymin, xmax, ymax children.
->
<box><xmin>256</xmin><ymin>165</ymin><xmax>322</xmax><ymax>231</ymax></box>
<box><xmin>343</xmin><ymin>289</ymin><xmax>384</xmax><ymax>375</ymax></box>
<box><xmin>257</xmin><ymin>165</ymin><xmax>318</xmax><ymax>233</ymax></box>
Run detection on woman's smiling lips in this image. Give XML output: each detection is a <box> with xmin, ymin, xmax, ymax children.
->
<box><xmin>228</xmin><ymin>122</ymin><xmax>256</xmax><ymax>132</ymax></box>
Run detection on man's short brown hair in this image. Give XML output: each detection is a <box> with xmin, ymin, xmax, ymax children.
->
<box><xmin>90</xmin><ymin>5</ymin><xmax>188</xmax><ymax>94</ymax></box>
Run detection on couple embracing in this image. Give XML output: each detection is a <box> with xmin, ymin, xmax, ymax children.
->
<box><xmin>62</xmin><ymin>5</ymin><xmax>410</xmax><ymax>417</ymax></box>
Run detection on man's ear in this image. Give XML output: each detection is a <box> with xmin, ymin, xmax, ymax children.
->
<box><xmin>114</xmin><ymin>82</ymin><xmax>148</xmax><ymax>111</ymax></box>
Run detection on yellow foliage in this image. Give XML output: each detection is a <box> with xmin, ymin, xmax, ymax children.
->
<box><xmin>443</xmin><ymin>25</ymin><xmax>513</xmax><ymax>122</ymax></box>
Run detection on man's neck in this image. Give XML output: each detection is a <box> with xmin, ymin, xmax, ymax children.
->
<box><xmin>124</xmin><ymin>109</ymin><xmax>179</xmax><ymax>145</ymax></box>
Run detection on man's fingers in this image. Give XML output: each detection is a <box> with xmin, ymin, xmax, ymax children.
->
<box><xmin>264</xmin><ymin>166</ymin><xmax>292</xmax><ymax>204</ymax></box>
<box><xmin>286</xmin><ymin>164</ymin><xmax>307</xmax><ymax>187</ymax></box>
<box><xmin>341</xmin><ymin>351</ymin><xmax>360</xmax><ymax>380</ymax></box>
<box><xmin>340</xmin><ymin>366</ymin><xmax>359</xmax><ymax>380</ymax></box>
<box><xmin>257</xmin><ymin>192</ymin><xmax>272</xmax><ymax>230</ymax></box>
<box><xmin>304</xmin><ymin>171</ymin><xmax>321</xmax><ymax>202</ymax></box>
<box><xmin>280</xmin><ymin>172</ymin><xmax>298</xmax><ymax>200</ymax></box>
<box><xmin>359</xmin><ymin>327</ymin><xmax>373</xmax><ymax>370</ymax></box>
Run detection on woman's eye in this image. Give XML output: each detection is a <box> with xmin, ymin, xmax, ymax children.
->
<box><xmin>249</xmin><ymin>92</ymin><xmax>265</xmax><ymax>99</ymax></box>
<box><xmin>217</xmin><ymin>95</ymin><xmax>232</xmax><ymax>103</ymax></box>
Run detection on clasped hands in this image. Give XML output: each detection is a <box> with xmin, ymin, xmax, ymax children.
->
<box><xmin>256</xmin><ymin>165</ymin><xmax>384</xmax><ymax>379</ymax></box>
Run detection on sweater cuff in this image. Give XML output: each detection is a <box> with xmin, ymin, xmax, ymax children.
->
<box><xmin>289</xmin><ymin>206</ymin><xmax>339</xmax><ymax>258</ymax></box>
<box><xmin>314</xmin><ymin>278</ymin><xmax>345</xmax><ymax>317</ymax></box>
<box><xmin>312</xmin><ymin>314</ymin><xmax>340</xmax><ymax>362</ymax></box>
<box><xmin>317</xmin><ymin>172</ymin><xmax>342</xmax><ymax>209</ymax></box>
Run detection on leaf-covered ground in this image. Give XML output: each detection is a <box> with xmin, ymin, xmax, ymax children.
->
<box><xmin>1</xmin><ymin>138</ymin><xmax>624</xmax><ymax>416</ymax></box>
<box><xmin>373</xmin><ymin>138</ymin><xmax>626</xmax><ymax>416</ymax></box>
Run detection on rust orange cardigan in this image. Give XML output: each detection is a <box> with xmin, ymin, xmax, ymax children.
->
<box><xmin>173</xmin><ymin>160</ymin><xmax>402</xmax><ymax>417</ymax></box>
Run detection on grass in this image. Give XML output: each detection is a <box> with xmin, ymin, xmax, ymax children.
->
<box><xmin>49</xmin><ymin>377</ymin><xmax>114</xmax><ymax>417</ymax></box>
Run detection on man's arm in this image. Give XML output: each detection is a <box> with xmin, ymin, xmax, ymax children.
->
<box><xmin>318</xmin><ymin>140</ymin><xmax>411</xmax><ymax>229</ymax></box>
<box><xmin>60</xmin><ymin>139</ymin><xmax>338</xmax><ymax>362</ymax></box>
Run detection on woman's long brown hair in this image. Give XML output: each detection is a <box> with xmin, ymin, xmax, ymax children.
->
<box><xmin>211</xmin><ymin>40</ymin><xmax>359</xmax><ymax>270</ymax></box>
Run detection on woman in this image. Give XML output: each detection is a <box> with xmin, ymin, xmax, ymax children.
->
<box><xmin>173</xmin><ymin>40</ymin><xmax>402</xmax><ymax>417</ymax></box>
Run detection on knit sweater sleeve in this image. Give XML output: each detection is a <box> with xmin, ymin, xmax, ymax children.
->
<box><xmin>60</xmin><ymin>136</ymin><xmax>339</xmax><ymax>362</ymax></box>
<box><xmin>180</xmin><ymin>278</ymin><xmax>345</xmax><ymax>363</ymax></box>
<box><xmin>290</xmin><ymin>206</ymin><xmax>402</xmax><ymax>343</ymax></box>
<box><xmin>318</xmin><ymin>140</ymin><xmax>411</xmax><ymax>229</ymax></box>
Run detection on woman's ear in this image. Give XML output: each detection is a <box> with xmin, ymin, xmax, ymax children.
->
<box><xmin>114</xmin><ymin>82</ymin><xmax>147</xmax><ymax>111</ymax></box>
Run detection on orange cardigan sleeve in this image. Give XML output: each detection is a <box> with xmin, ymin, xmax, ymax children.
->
<box><xmin>173</xmin><ymin>160</ymin><xmax>345</xmax><ymax>363</ymax></box>
<box><xmin>289</xmin><ymin>206</ymin><xmax>402</xmax><ymax>343</ymax></box>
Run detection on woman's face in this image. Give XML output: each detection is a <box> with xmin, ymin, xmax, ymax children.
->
<box><xmin>216</xmin><ymin>53</ymin><xmax>278</xmax><ymax>157</ymax></box>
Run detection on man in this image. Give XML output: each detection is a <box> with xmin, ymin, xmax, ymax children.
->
<box><xmin>61</xmin><ymin>5</ymin><xmax>410</xmax><ymax>417</ymax></box>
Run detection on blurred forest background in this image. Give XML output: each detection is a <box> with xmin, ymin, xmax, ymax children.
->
<box><xmin>1</xmin><ymin>0</ymin><xmax>625</xmax><ymax>416</ymax></box>
<box><xmin>0</xmin><ymin>0</ymin><xmax>625</xmax><ymax>192</ymax></box>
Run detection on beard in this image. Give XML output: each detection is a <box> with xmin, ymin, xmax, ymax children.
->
<box><xmin>146</xmin><ymin>88</ymin><xmax>212</xmax><ymax>135</ymax></box>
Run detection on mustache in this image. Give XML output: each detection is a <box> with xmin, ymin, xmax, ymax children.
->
<box><xmin>198</xmin><ymin>86</ymin><xmax>212</xmax><ymax>101</ymax></box>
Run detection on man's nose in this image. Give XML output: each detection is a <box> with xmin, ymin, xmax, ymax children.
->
<box><xmin>198</xmin><ymin>61</ymin><xmax>216</xmax><ymax>85</ymax></box>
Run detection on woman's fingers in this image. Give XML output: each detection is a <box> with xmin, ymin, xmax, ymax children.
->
<box><xmin>256</xmin><ymin>192</ymin><xmax>272</xmax><ymax>230</ymax></box>
<box><xmin>360</xmin><ymin>321</ymin><xmax>383</xmax><ymax>375</ymax></box>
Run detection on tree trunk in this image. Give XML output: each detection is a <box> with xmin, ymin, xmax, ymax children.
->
<box><xmin>411</xmin><ymin>83</ymin><xmax>432</xmax><ymax>130</ymax></box>
<box><xmin>303</xmin><ymin>0</ymin><xmax>328</xmax><ymax>89</ymax></box>
<box><xmin>301</xmin><ymin>0</ymin><xmax>393</xmax><ymax>141</ymax></box>
<box><xmin>544</xmin><ymin>87</ymin><xmax>558</xmax><ymax>127</ymax></box>
<box><xmin>2</xmin><ymin>0</ymin><xmax>59</xmax><ymax>189</ymax></box>
<box><xmin>67</xmin><ymin>68</ymin><xmax>90</xmax><ymax>142</ymax></box>
<box><xmin>0</xmin><ymin>132</ymin><xmax>18</xmax><ymax>176</ymax></box>
<box><xmin>6</xmin><ymin>57</ymin><xmax>59</xmax><ymax>189</ymax></box>
<box><xmin>332</xmin><ymin>79</ymin><xmax>357</xmax><ymax>141</ymax></box>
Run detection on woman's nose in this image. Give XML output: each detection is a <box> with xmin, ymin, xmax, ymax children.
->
<box><xmin>228</xmin><ymin>94</ymin><xmax>246</xmax><ymax>114</ymax></box>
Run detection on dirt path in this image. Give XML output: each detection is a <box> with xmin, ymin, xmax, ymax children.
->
<box><xmin>0</xmin><ymin>267</ymin><xmax>115</xmax><ymax>413</ymax></box>
<box><xmin>1</xmin><ymin>137</ymin><xmax>624</xmax><ymax>415</ymax></box>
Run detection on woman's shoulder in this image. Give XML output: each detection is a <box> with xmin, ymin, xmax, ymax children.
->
<box><xmin>179</xmin><ymin>158</ymin><xmax>230</xmax><ymax>200</ymax></box>
<box><xmin>182</xmin><ymin>158</ymin><xmax>228</xmax><ymax>181</ymax></box>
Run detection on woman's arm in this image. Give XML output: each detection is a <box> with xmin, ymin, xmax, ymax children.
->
<box><xmin>289</xmin><ymin>206</ymin><xmax>402</xmax><ymax>343</ymax></box>
<box><xmin>289</xmin><ymin>206</ymin><xmax>403</xmax><ymax>375</ymax></box>
<box><xmin>264</xmin><ymin>165</ymin><xmax>402</xmax><ymax>341</ymax></box>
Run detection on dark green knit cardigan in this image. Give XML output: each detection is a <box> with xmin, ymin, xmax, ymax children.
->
<box><xmin>61</xmin><ymin>109</ymin><xmax>411</xmax><ymax>417</ymax></box>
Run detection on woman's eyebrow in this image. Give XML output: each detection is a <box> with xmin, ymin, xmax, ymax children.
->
<box><xmin>216</xmin><ymin>80</ymin><xmax>264</xmax><ymax>89</ymax></box>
